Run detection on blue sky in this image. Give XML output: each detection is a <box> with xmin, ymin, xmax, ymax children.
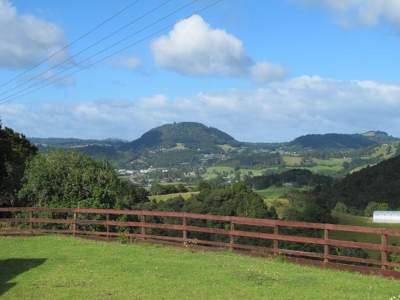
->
<box><xmin>0</xmin><ymin>0</ymin><xmax>400</xmax><ymax>142</ymax></box>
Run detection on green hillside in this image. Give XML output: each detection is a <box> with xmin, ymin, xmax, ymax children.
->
<box><xmin>124</xmin><ymin>122</ymin><xmax>239</xmax><ymax>151</ymax></box>
<box><xmin>290</xmin><ymin>133</ymin><xmax>378</xmax><ymax>150</ymax></box>
<box><xmin>1</xmin><ymin>236</ymin><xmax>398</xmax><ymax>300</ymax></box>
<box><xmin>321</xmin><ymin>154</ymin><xmax>400</xmax><ymax>210</ymax></box>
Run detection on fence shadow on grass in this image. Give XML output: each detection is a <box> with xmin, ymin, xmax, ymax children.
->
<box><xmin>0</xmin><ymin>258</ymin><xmax>47</xmax><ymax>296</ymax></box>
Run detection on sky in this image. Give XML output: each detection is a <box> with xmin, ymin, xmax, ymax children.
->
<box><xmin>0</xmin><ymin>0</ymin><xmax>400</xmax><ymax>142</ymax></box>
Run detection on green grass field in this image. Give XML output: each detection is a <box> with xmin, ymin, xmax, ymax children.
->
<box><xmin>1</xmin><ymin>236</ymin><xmax>399</xmax><ymax>300</ymax></box>
<box><xmin>282</xmin><ymin>155</ymin><xmax>303</xmax><ymax>166</ymax></box>
<box><xmin>149</xmin><ymin>192</ymin><xmax>199</xmax><ymax>202</ymax></box>
<box><xmin>203</xmin><ymin>166</ymin><xmax>265</xmax><ymax>180</ymax></box>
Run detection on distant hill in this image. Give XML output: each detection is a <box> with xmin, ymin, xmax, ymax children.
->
<box><xmin>291</xmin><ymin>133</ymin><xmax>377</xmax><ymax>150</ymax></box>
<box><xmin>123</xmin><ymin>122</ymin><xmax>240</xmax><ymax>151</ymax></box>
<box><xmin>30</xmin><ymin>137</ymin><xmax>126</xmax><ymax>149</ymax></box>
<box><xmin>318</xmin><ymin>154</ymin><xmax>400</xmax><ymax>210</ymax></box>
<box><xmin>360</xmin><ymin>131</ymin><xmax>398</xmax><ymax>144</ymax></box>
<box><xmin>290</xmin><ymin>131</ymin><xmax>399</xmax><ymax>150</ymax></box>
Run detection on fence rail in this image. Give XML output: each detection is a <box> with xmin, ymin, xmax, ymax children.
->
<box><xmin>1</xmin><ymin>207</ymin><xmax>400</xmax><ymax>278</ymax></box>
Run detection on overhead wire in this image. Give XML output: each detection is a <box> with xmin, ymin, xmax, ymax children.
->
<box><xmin>0</xmin><ymin>0</ymin><xmax>223</xmax><ymax>105</ymax></box>
<box><xmin>0</xmin><ymin>0</ymin><xmax>174</xmax><ymax>98</ymax></box>
<box><xmin>0</xmin><ymin>0</ymin><xmax>140</xmax><ymax>90</ymax></box>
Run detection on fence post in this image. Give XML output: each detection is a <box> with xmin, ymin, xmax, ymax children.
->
<box><xmin>72</xmin><ymin>211</ymin><xmax>77</xmax><ymax>237</ymax></box>
<box><xmin>106</xmin><ymin>214</ymin><xmax>110</xmax><ymax>240</ymax></box>
<box><xmin>29</xmin><ymin>211</ymin><xmax>33</xmax><ymax>231</ymax></box>
<box><xmin>273</xmin><ymin>224</ymin><xmax>279</xmax><ymax>255</ymax></box>
<box><xmin>140</xmin><ymin>213</ymin><xmax>146</xmax><ymax>240</ymax></box>
<box><xmin>381</xmin><ymin>233</ymin><xmax>388</xmax><ymax>270</ymax></box>
<box><xmin>182</xmin><ymin>214</ymin><xmax>187</xmax><ymax>246</ymax></box>
<box><xmin>324</xmin><ymin>228</ymin><xmax>329</xmax><ymax>265</ymax></box>
<box><xmin>229</xmin><ymin>219</ymin><xmax>234</xmax><ymax>251</ymax></box>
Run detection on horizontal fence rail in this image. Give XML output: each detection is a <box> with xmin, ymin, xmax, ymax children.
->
<box><xmin>1</xmin><ymin>207</ymin><xmax>400</xmax><ymax>278</ymax></box>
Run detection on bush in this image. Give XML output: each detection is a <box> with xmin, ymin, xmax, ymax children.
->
<box><xmin>364</xmin><ymin>201</ymin><xmax>389</xmax><ymax>217</ymax></box>
<box><xmin>333</xmin><ymin>202</ymin><xmax>349</xmax><ymax>214</ymax></box>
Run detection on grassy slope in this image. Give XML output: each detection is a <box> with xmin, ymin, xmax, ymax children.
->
<box><xmin>1</xmin><ymin>236</ymin><xmax>399</xmax><ymax>300</ymax></box>
<box><xmin>331</xmin><ymin>212</ymin><xmax>400</xmax><ymax>249</ymax></box>
<box><xmin>203</xmin><ymin>166</ymin><xmax>265</xmax><ymax>180</ymax></box>
<box><xmin>149</xmin><ymin>192</ymin><xmax>199</xmax><ymax>202</ymax></box>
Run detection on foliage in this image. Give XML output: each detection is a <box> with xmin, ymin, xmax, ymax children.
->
<box><xmin>281</xmin><ymin>191</ymin><xmax>332</xmax><ymax>223</ymax></box>
<box><xmin>18</xmin><ymin>150</ymin><xmax>148</xmax><ymax>208</ymax></box>
<box><xmin>149</xmin><ymin>182</ymin><xmax>275</xmax><ymax>219</ymax></box>
<box><xmin>332</xmin><ymin>202</ymin><xmax>349</xmax><ymax>214</ymax></box>
<box><xmin>150</xmin><ymin>183</ymin><xmax>188</xmax><ymax>195</ymax></box>
<box><xmin>364</xmin><ymin>201</ymin><xmax>389</xmax><ymax>217</ymax></box>
<box><xmin>124</xmin><ymin>122</ymin><xmax>239</xmax><ymax>151</ymax></box>
<box><xmin>290</xmin><ymin>133</ymin><xmax>378</xmax><ymax>150</ymax></box>
<box><xmin>0</xmin><ymin>124</ymin><xmax>37</xmax><ymax>206</ymax></box>
<box><xmin>220</xmin><ymin>151</ymin><xmax>282</xmax><ymax>168</ymax></box>
<box><xmin>246</xmin><ymin>169</ymin><xmax>332</xmax><ymax>190</ymax></box>
<box><xmin>314</xmin><ymin>154</ymin><xmax>400</xmax><ymax>211</ymax></box>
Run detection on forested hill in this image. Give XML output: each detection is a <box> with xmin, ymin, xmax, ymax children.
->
<box><xmin>290</xmin><ymin>131</ymin><xmax>398</xmax><ymax>150</ymax></box>
<box><xmin>318</xmin><ymin>154</ymin><xmax>400</xmax><ymax>210</ymax></box>
<box><xmin>123</xmin><ymin>122</ymin><xmax>240</xmax><ymax>151</ymax></box>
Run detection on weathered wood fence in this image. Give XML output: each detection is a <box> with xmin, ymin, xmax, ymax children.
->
<box><xmin>1</xmin><ymin>207</ymin><xmax>400</xmax><ymax>278</ymax></box>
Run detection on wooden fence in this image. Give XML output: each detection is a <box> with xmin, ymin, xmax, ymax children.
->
<box><xmin>1</xmin><ymin>207</ymin><xmax>400</xmax><ymax>278</ymax></box>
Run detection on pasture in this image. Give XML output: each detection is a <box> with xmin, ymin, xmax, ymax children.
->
<box><xmin>1</xmin><ymin>236</ymin><xmax>400</xmax><ymax>300</ymax></box>
<box><xmin>149</xmin><ymin>191</ymin><xmax>199</xmax><ymax>202</ymax></box>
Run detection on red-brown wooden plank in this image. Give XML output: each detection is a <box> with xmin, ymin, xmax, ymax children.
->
<box><xmin>326</xmin><ymin>254</ymin><xmax>381</xmax><ymax>266</ymax></box>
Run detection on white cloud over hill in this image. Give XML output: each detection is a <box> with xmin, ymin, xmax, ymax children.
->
<box><xmin>2</xmin><ymin>76</ymin><xmax>400</xmax><ymax>141</ymax></box>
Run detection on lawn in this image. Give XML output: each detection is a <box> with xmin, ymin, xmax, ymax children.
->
<box><xmin>1</xmin><ymin>236</ymin><xmax>399</xmax><ymax>300</ymax></box>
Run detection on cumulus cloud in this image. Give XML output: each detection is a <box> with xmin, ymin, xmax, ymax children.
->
<box><xmin>151</xmin><ymin>15</ymin><xmax>286</xmax><ymax>82</ymax></box>
<box><xmin>298</xmin><ymin>0</ymin><xmax>400</xmax><ymax>27</ymax></box>
<box><xmin>2</xmin><ymin>76</ymin><xmax>400</xmax><ymax>141</ymax></box>
<box><xmin>0</xmin><ymin>0</ymin><xmax>67</xmax><ymax>69</ymax></box>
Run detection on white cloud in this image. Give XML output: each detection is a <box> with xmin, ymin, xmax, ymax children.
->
<box><xmin>0</xmin><ymin>0</ymin><xmax>67</xmax><ymax>69</ymax></box>
<box><xmin>110</xmin><ymin>55</ymin><xmax>142</xmax><ymax>70</ymax></box>
<box><xmin>151</xmin><ymin>15</ymin><xmax>286</xmax><ymax>82</ymax></box>
<box><xmin>298</xmin><ymin>0</ymin><xmax>400</xmax><ymax>27</ymax></box>
<box><xmin>250</xmin><ymin>63</ymin><xmax>287</xmax><ymax>83</ymax></box>
<box><xmin>2</xmin><ymin>76</ymin><xmax>400</xmax><ymax>141</ymax></box>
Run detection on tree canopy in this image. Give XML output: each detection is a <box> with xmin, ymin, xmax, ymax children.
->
<box><xmin>0</xmin><ymin>124</ymin><xmax>37</xmax><ymax>206</ymax></box>
<box><xmin>18</xmin><ymin>150</ymin><xmax>148</xmax><ymax>208</ymax></box>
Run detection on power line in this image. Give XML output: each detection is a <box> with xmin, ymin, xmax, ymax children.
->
<box><xmin>0</xmin><ymin>0</ymin><xmax>200</xmax><ymax>103</ymax></box>
<box><xmin>0</xmin><ymin>0</ymin><xmax>223</xmax><ymax>105</ymax></box>
<box><xmin>0</xmin><ymin>0</ymin><xmax>174</xmax><ymax>98</ymax></box>
<box><xmin>0</xmin><ymin>0</ymin><xmax>140</xmax><ymax>90</ymax></box>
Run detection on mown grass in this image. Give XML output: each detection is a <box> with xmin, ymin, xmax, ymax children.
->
<box><xmin>1</xmin><ymin>236</ymin><xmax>399</xmax><ymax>300</ymax></box>
<box><xmin>149</xmin><ymin>192</ymin><xmax>199</xmax><ymax>202</ymax></box>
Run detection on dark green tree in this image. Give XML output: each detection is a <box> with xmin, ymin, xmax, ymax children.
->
<box><xmin>0</xmin><ymin>124</ymin><xmax>37</xmax><ymax>206</ymax></box>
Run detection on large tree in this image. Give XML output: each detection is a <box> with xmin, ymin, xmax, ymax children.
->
<box><xmin>18</xmin><ymin>150</ymin><xmax>148</xmax><ymax>208</ymax></box>
<box><xmin>0</xmin><ymin>124</ymin><xmax>37</xmax><ymax>206</ymax></box>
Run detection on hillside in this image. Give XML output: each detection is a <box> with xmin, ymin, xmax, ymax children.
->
<box><xmin>320</xmin><ymin>154</ymin><xmax>400</xmax><ymax>210</ymax></box>
<box><xmin>123</xmin><ymin>122</ymin><xmax>239</xmax><ymax>151</ymax></box>
<box><xmin>30</xmin><ymin>137</ymin><xmax>125</xmax><ymax>149</ymax></box>
<box><xmin>290</xmin><ymin>133</ymin><xmax>379</xmax><ymax>150</ymax></box>
<box><xmin>28</xmin><ymin>124</ymin><xmax>400</xmax><ymax>182</ymax></box>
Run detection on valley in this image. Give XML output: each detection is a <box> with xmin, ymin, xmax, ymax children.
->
<box><xmin>30</xmin><ymin>122</ymin><xmax>400</xmax><ymax>186</ymax></box>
